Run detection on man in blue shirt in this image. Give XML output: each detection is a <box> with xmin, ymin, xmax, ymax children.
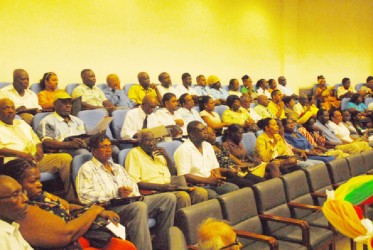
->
<box><xmin>104</xmin><ymin>74</ymin><xmax>135</xmax><ymax>108</ymax></box>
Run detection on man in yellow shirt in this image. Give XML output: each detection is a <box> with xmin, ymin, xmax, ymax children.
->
<box><xmin>128</xmin><ymin>72</ymin><xmax>162</xmax><ymax>105</ymax></box>
<box><xmin>267</xmin><ymin>90</ymin><xmax>286</xmax><ymax>119</ymax></box>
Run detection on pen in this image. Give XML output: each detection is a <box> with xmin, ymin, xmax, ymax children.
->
<box><xmin>113</xmin><ymin>217</ymin><xmax>120</xmax><ymax>223</ymax></box>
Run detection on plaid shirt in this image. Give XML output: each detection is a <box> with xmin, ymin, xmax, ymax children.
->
<box><xmin>76</xmin><ymin>157</ymin><xmax>140</xmax><ymax>205</ymax></box>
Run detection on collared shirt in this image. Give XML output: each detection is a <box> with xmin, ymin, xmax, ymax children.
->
<box><xmin>0</xmin><ymin>220</ymin><xmax>33</xmax><ymax>250</ymax></box>
<box><xmin>125</xmin><ymin>147</ymin><xmax>171</xmax><ymax>184</ymax></box>
<box><xmin>277</xmin><ymin>84</ymin><xmax>294</xmax><ymax>96</ymax></box>
<box><xmin>72</xmin><ymin>84</ymin><xmax>108</xmax><ymax>106</ymax></box>
<box><xmin>0</xmin><ymin>85</ymin><xmax>41</xmax><ymax>109</ymax></box>
<box><xmin>327</xmin><ymin>121</ymin><xmax>353</xmax><ymax>143</ymax></box>
<box><xmin>337</xmin><ymin>86</ymin><xmax>356</xmax><ymax>98</ymax></box>
<box><xmin>0</xmin><ymin>120</ymin><xmax>40</xmax><ymax>161</ymax></box>
<box><xmin>194</xmin><ymin>86</ymin><xmax>210</xmax><ymax>96</ymax></box>
<box><xmin>128</xmin><ymin>84</ymin><xmax>157</xmax><ymax>104</ymax></box>
<box><xmin>155</xmin><ymin>108</ymin><xmax>183</xmax><ymax>126</ymax></box>
<box><xmin>254</xmin><ymin>104</ymin><xmax>276</xmax><ymax>119</ymax></box>
<box><xmin>37</xmin><ymin>112</ymin><xmax>86</xmax><ymax>141</ymax></box>
<box><xmin>240</xmin><ymin>107</ymin><xmax>262</xmax><ymax>122</ymax></box>
<box><xmin>76</xmin><ymin>157</ymin><xmax>140</xmax><ymax>204</ymax></box>
<box><xmin>255</xmin><ymin>132</ymin><xmax>292</xmax><ymax>162</ymax></box>
<box><xmin>314</xmin><ymin>120</ymin><xmax>342</xmax><ymax>145</ymax></box>
<box><xmin>174</xmin><ymin>139</ymin><xmax>219</xmax><ymax>177</ymax></box>
<box><xmin>257</xmin><ymin>88</ymin><xmax>271</xmax><ymax>99</ymax></box>
<box><xmin>268</xmin><ymin>101</ymin><xmax>286</xmax><ymax>119</ymax></box>
<box><xmin>284</xmin><ymin>131</ymin><xmax>313</xmax><ymax>151</ymax></box>
<box><xmin>157</xmin><ymin>85</ymin><xmax>177</xmax><ymax>98</ymax></box>
<box><xmin>37</xmin><ymin>89</ymin><xmax>67</xmax><ymax>109</ymax></box>
<box><xmin>175</xmin><ymin>84</ymin><xmax>197</xmax><ymax>99</ymax></box>
<box><xmin>103</xmin><ymin>88</ymin><xmax>134</xmax><ymax>108</ymax></box>
<box><xmin>221</xmin><ymin>108</ymin><xmax>250</xmax><ymax>126</ymax></box>
<box><xmin>175</xmin><ymin>107</ymin><xmax>206</xmax><ymax>129</ymax></box>
<box><xmin>208</xmin><ymin>88</ymin><xmax>229</xmax><ymax>100</ymax></box>
<box><xmin>120</xmin><ymin>107</ymin><xmax>160</xmax><ymax>139</ymax></box>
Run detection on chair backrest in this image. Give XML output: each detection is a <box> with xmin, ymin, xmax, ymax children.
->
<box><xmin>253</xmin><ymin>178</ymin><xmax>291</xmax><ymax>234</ymax></box>
<box><xmin>340</xmin><ymin>98</ymin><xmax>351</xmax><ymax>111</ymax></box>
<box><xmin>32</xmin><ymin>112</ymin><xmax>52</xmax><ymax>131</ymax></box>
<box><xmin>365</xmin><ymin>97</ymin><xmax>373</xmax><ymax>107</ymax></box>
<box><xmin>362</xmin><ymin>150</ymin><xmax>373</xmax><ymax>172</ymax></box>
<box><xmin>242</xmin><ymin>132</ymin><xmax>256</xmax><ymax>155</ymax></box>
<box><xmin>302</xmin><ymin>162</ymin><xmax>332</xmax><ymax>205</ymax></box>
<box><xmin>169</xmin><ymin>227</ymin><xmax>188</xmax><ymax>250</ymax></box>
<box><xmin>345</xmin><ymin>153</ymin><xmax>366</xmax><ymax>176</ymax></box>
<box><xmin>96</xmin><ymin>83</ymin><xmax>107</xmax><ymax>91</ymax></box>
<box><xmin>355</xmin><ymin>83</ymin><xmax>366</xmax><ymax>91</ymax></box>
<box><xmin>216</xmin><ymin>136</ymin><xmax>222</xmax><ymax>144</ymax></box>
<box><xmin>0</xmin><ymin>82</ymin><xmax>11</xmax><ymax>88</ymax></box>
<box><xmin>29</xmin><ymin>83</ymin><xmax>42</xmax><ymax>94</ymax></box>
<box><xmin>118</xmin><ymin>148</ymin><xmax>132</xmax><ymax>166</ymax></box>
<box><xmin>111</xmin><ymin>109</ymin><xmax>130</xmax><ymax>139</ymax></box>
<box><xmin>123</xmin><ymin>83</ymin><xmax>136</xmax><ymax>96</ymax></box>
<box><xmin>218</xmin><ymin>188</ymin><xmax>264</xmax><ymax>248</ymax></box>
<box><xmin>214</xmin><ymin>105</ymin><xmax>229</xmax><ymax>118</ymax></box>
<box><xmin>65</xmin><ymin>83</ymin><xmax>80</xmax><ymax>95</ymax></box>
<box><xmin>175</xmin><ymin>199</ymin><xmax>224</xmax><ymax>245</ymax></box>
<box><xmin>77</xmin><ymin>109</ymin><xmax>113</xmax><ymax>139</ymax></box>
<box><xmin>326</xmin><ymin>158</ymin><xmax>351</xmax><ymax>187</ymax></box>
<box><xmin>71</xmin><ymin>153</ymin><xmax>93</xmax><ymax>182</ymax></box>
<box><xmin>280</xmin><ymin>171</ymin><xmax>314</xmax><ymax>219</ymax></box>
<box><xmin>157</xmin><ymin>140</ymin><xmax>182</xmax><ymax>162</ymax></box>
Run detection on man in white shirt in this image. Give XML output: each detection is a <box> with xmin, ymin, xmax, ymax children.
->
<box><xmin>175</xmin><ymin>73</ymin><xmax>198</xmax><ymax>99</ymax></box>
<box><xmin>277</xmin><ymin>76</ymin><xmax>295</xmax><ymax>96</ymax></box>
<box><xmin>239</xmin><ymin>94</ymin><xmax>262</xmax><ymax>122</ymax></box>
<box><xmin>174</xmin><ymin>121</ymin><xmax>239</xmax><ymax>199</ymax></box>
<box><xmin>175</xmin><ymin>93</ymin><xmax>206</xmax><ymax>134</ymax></box>
<box><xmin>156</xmin><ymin>93</ymin><xmax>184</xmax><ymax>136</ymax></box>
<box><xmin>157</xmin><ymin>72</ymin><xmax>176</xmax><ymax>98</ymax></box>
<box><xmin>0</xmin><ymin>175</ymin><xmax>33</xmax><ymax>250</ymax></box>
<box><xmin>0</xmin><ymin>69</ymin><xmax>42</xmax><ymax>125</ymax></box>
<box><xmin>194</xmin><ymin>75</ymin><xmax>210</xmax><ymax>96</ymax></box>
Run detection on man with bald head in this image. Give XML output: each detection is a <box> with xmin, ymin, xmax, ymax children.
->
<box><xmin>0</xmin><ymin>98</ymin><xmax>74</xmax><ymax>201</ymax></box>
<box><xmin>157</xmin><ymin>72</ymin><xmax>176</xmax><ymax>98</ymax></box>
<box><xmin>0</xmin><ymin>69</ymin><xmax>42</xmax><ymax>125</ymax></box>
<box><xmin>103</xmin><ymin>74</ymin><xmax>135</xmax><ymax>108</ymax></box>
<box><xmin>72</xmin><ymin>69</ymin><xmax>115</xmax><ymax>112</ymax></box>
<box><xmin>254</xmin><ymin>95</ymin><xmax>276</xmax><ymax>119</ymax></box>
<box><xmin>0</xmin><ymin>175</ymin><xmax>33</xmax><ymax>250</ymax></box>
<box><xmin>128</xmin><ymin>72</ymin><xmax>162</xmax><ymax>105</ymax></box>
<box><xmin>121</xmin><ymin>95</ymin><xmax>161</xmax><ymax>139</ymax></box>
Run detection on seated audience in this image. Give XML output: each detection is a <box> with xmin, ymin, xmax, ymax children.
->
<box><xmin>268</xmin><ymin>78</ymin><xmax>279</xmax><ymax>94</ymax></box>
<box><xmin>72</xmin><ymin>69</ymin><xmax>115</xmax><ymax>112</ymax></box>
<box><xmin>199</xmin><ymin>95</ymin><xmax>229</xmax><ymax>135</ymax></box>
<box><xmin>284</xmin><ymin>95</ymin><xmax>314</xmax><ymax>124</ymax></box>
<box><xmin>346</xmin><ymin>93</ymin><xmax>372</xmax><ymax>129</ymax></box>
<box><xmin>37</xmin><ymin>72</ymin><xmax>67</xmax><ymax>109</ymax></box>
<box><xmin>1</xmin><ymin>160</ymin><xmax>135</xmax><ymax>250</ymax></box>
<box><xmin>194</xmin><ymin>74</ymin><xmax>210</xmax><ymax>96</ymax></box>
<box><xmin>341</xmin><ymin>110</ymin><xmax>363</xmax><ymax>140</ymax></box>
<box><xmin>36</xmin><ymin>92</ymin><xmax>90</xmax><ymax>156</ymax></box>
<box><xmin>207</xmin><ymin>75</ymin><xmax>229</xmax><ymax>104</ymax></box>
<box><xmin>104</xmin><ymin>74</ymin><xmax>135</xmax><ymax>108</ymax></box>
<box><xmin>0</xmin><ymin>69</ymin><xmax>42</xmax><ymax>125</ymax></box>
<box><xmin>0</xmin><ymin>98</ymin><xmax>74</xmax><ymax>200</ymax></box>
<box><xmin>255</xmin><ymin>118</ymin><xmax>297</xmax><ymax>178</ymax></box>
<box><xmin>337</xmin><ymin>77</ymin><xmax>355</xmax><ymax>99</ymax></box>
<box><xmin>157</xmin><ymin>72</ymin><xmax>176</xmax><ymax>98</ymax></box>
<box><xmin>175</xmin><ymin>73</ymin><xmax>198</xmax><ymax>99</ymax></box>
<box><xmin>221</xmin><ymin>95</ymin><xmax>258</xmax><ymax>132</ymax></box>
<box><xmin>128</xmin><ymin>72</ymin><xmax>162</xmax><ymax>105</ymax></box>
<box><xmin>313</xmin><ymin>75</ymin><xmax>340</xmax><ymax>110</ymax></box>
<box><xmin>76</xmin><ymin>134</ymin><xmax>176</xmax><ymax>250</ymax></box>
<box><xmin>277</xmin><ymin>76</ymin><xmax>294</xmax><ymax>96</ymax></box>
<box><xmin>282</xmin><ymin>118</ymin><xmax>335</xmax><ymax>163</ymax></box>
<box><xmin>239</xmin><ymin>94</ymin><xmax>262</xmax><ymax>122</ymax></box>
<box><xmin>297</xmin><ymin>117</ymin><xmax>347</xmax><ymax>159</ymax></box>
<box><xmin>198</xmin><ymin>218</ymin><xmax>242</xmax><ymax>250</ymax></box>
<box><xmin>295</xmin><ymin>94</ymin><xmax>319</xmax><ymax>117</ymax></box>
<box><xmin>155</xmin><ymin>93</ymin><xmax>184</xmax><ymax>132</ymax></box>
<box><xmin>0</xmin><ymin>175</ymin><xmax>33</xmax><ymax>250</ymax></box>
<box><xmin>227</xmin><ymin>78</ymin><xmax>241</xmax><ymax>96</ymax></box>
<box><xmin>176</xmin><ymin>93</ymin><xmax>206</xmax><ymax>129</ymax></box>
<box><xmin>267</xmin><ymin>89</ymin><xmax>286</xmax><ymax>119</ymax></box>
<box><xmin>256</xmin><ymin>79</ymin><xmax>271</xmax><ymax>99</ymax></box>
<box><xmin>125</xmin><ymin>130</ymin><xmax>207</xmax><ymax>210</ymax></box>
<box><xmin>254</xmin><ymin>95</ymin><xmax>276</xmax><ymax>119</ymax></box>
<box><xmin>359</xmin><ymin>76</ymin><xmax>373</xmax><ymax>97</ymax></box>
<box><xmin>206</xmin><ymin>126</ymin><xmax>265</xmax><ymax>187</ymax></box>
<box><xmin>240</xmin><ymin>75</ymin><xmax>256</xmax><ymax>98</ymax></box>
<box><xmin>174</xmin><ymin>121</ymin><xmax>239</xmax><ymax>199</ymax></box>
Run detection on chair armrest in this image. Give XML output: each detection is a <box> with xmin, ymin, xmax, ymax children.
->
<box><xmin>259</xmin><ymin>214</ymin><xmax>310</xmax><ymax>248</ymax></box>
<box><xmin>311</xmin><ymin>192</ymin><xmax>327</xmax><ymax>199</ymax></box>
<box><xmin>288</xmin><ymin>202</ymin><xmax>322</xmax><ymax>212</ymax></box>
<box><xmin>234</xmin><ymin>230</ymin><xmax>278</xmax><ymax>250</ymax></box>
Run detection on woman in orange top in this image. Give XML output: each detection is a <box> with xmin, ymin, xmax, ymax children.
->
<box><xmin>38</xmin><ymin>72</ymin><xmax>67</xmax><ymax>109</ymax></box>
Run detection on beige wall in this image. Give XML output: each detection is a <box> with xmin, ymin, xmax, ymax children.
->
<box><xmin>0</xmin><ymin>0</ymin><xmax>372</xmax><ymax>93</ymax></box>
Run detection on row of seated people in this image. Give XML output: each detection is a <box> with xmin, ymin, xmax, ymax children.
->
<box><xmin>1</xmin><ymin>94</ymin><xmax>373</xmax><ymax>249</ymax></box>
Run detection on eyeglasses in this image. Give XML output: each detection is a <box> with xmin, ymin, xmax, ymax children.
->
<box><xmin>97</xmin><ymin>145</ymin><xmax>115</xmax><ymax>150</ymax></box>
<box><xmin>0</xmin><ymin>190</ymin><xmax>27</xmax><ymax>200</ymax></box>
<box><xmin>220</xmin><ymin>238</ymin><xmax>240</xmax><ymax>249</ymax></box>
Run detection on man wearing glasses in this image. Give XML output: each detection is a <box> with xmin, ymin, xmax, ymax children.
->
<box><xmin>0</xmin><ymin>175</ymin><xmax>33</xmax><ymax>249</ymax></box>
<box><xmin>76</xmin><ymin>133</ymin><xmax>176</xmax><ymax>250</ymax></box>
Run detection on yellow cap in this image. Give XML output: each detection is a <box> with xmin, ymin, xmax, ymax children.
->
<box><xmin>207</xmin><ymin>75</ymin><xmax>220</xmax><ymax>86</ymax></box>
<box><xmin>53</xmin><ymin>91</ymin><xmax>72</xmax><ymax>103</ymax></box>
